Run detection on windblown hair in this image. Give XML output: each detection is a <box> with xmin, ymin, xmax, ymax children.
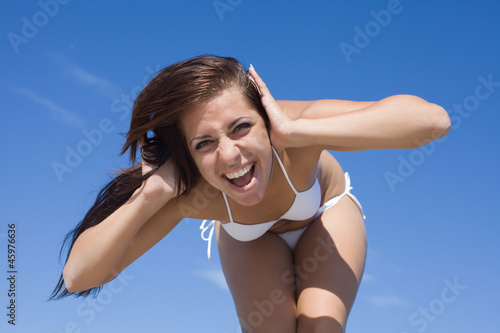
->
<box><xmin>50</xmin><ymin>55</ymin><xmax>270</xmax><ymax>299</ymax></box>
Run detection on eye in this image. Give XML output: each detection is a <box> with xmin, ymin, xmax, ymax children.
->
<box><xmin>233</xmin><ymin>122</ymin><xmax>251</xmax><ymax>133</ymax></box>
<box><xmin>195</xmin><ymin>140</ymin><xmax>212</xmax><ymax>151</ymax></box>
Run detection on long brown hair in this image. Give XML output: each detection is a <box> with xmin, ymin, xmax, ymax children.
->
<box><xmin>50</xmin><ymin>55</ymin><xmax>270</xmax><ymax>299</ymax></box>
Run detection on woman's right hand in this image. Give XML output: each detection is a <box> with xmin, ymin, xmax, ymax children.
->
<box><xmin>63</xmin><ymin>157</ymin><xmax>182</xmax><ymax>293</ymax></box>
<box><xmin>140</xmin><ymin>158</ymin><xmax>182</xmax><ymax>205</ymax></box>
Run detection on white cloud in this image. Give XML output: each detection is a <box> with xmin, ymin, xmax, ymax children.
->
<box><xmin>63</xmin><ymin>66</ymin><xmax>121</xmax><ymax>98</ymax></box>
<box><xmin>12</xmin><ymin>88</ymin><xmax>85</xmax><ymax>129</ymax></box>
<box><xmin>367</xmin><ymin>295</ymin><xmax>410</xmax><ymax>307</ymax></box>
<box><xmin>362</xmin><ymin>273</ymin><xmax>375</xmax><ymax>283</ymax></box>
<box><xmin>194</xmin><ymin>268</ymin><xmax>229</xmax><ymax>292</ymax></box>
<box><xmin>50</xmin><ymin>53</ymin><xmax>122</xmax><ymax>99</ymax></box>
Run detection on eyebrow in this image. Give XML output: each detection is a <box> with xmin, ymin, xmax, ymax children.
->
<box><xmin>227</xmin><ymin>117</ymin><xmax>246</xmax><ymax>130</ymax></box>
<box><xmin>190</xmin><ymin>117</ymin><xmax>249</xmax><ymax>145</ymax></box>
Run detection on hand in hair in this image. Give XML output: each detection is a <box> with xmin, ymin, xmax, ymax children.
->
<box><xmin>249</xmin><ymin>65</ymin><xmax>296</xmax><ymax>149</ymax></box>
<box><xmin>140</xmin><ymin>158</ymin><xmax>183</xmax><ymax>204</ymax></box>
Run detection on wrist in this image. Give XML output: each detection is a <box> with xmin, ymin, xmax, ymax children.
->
<box><xmin>286</xmin><ymin>118</ymin><xmax>313</xmax><ymax>148</ymax></box>
<box><xmin>132</xmin><ymin>184</ymin><xmax>174</xmax><ymax>214</ymax></box>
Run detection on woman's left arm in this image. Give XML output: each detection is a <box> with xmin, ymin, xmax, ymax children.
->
<box><xmin>287</xmin><ymin>95</ymin><xmax>450</xmax><ymax>151</ymax></box>
<box><xmin>250</xmin><ymin>66</ymin><xmax>451</xmax><ymax>152</ymax></box>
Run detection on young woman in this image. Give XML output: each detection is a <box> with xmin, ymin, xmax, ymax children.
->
<box><xmin>51</xmin><ymin>55</ymin><xmax>450</xmax><ymax>332</ymax></box>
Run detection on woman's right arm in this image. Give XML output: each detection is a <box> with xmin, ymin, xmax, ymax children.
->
<box><xmin>63</xmin><ymin>160</ymin><xmax>183</xmax><ymax>293</ymax></box>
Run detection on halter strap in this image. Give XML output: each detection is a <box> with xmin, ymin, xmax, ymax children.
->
<box><xmin>271</xmin><ymin>147</ymin><xmax>298</xmax><ymax>195</ymax></box>
<box><xmin>200</xmin><ymin>220</ymin><xmax>216</xmax><ymax>260</ymax></box>
<box><xmin>199</xmin><ymin>147</ymin><xmax>301</xmax><ymax>260</ymax></box>
<box><xmin>221</xmin><ymin>192</ymin><xmax>234</xmax><ymax>223</ymax></box>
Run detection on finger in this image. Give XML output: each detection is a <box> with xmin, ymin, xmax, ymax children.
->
<box><xmin>249</xmin><ymin>65</ymin><xmax>274</xmax><ymax>99</ymax></box>
<box><xmin>249</xmin><ymin>65</ymin><xmax>281</xmax><ymax>113</ymax></box>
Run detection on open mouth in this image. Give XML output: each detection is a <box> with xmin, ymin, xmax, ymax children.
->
<box><xmin>223</xmin><ymin>163</ymin><xmax>256</xmax><ymax>188</ymax></box>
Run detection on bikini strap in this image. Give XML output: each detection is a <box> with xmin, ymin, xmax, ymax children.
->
<box><xmin>344</xmin><ymin>172</ymin><xmax>366</xmax><ymax>220</ymax></box>
<box><xmin>222</xmin><ymin>192</ymin><xmax>234</xmax><ymax>223</ymax></box>
<box><xmin>272</xmin><ymin>147</ymin><xmax>298</xmax><ymax>195</ymax></box>
<box><xmin>200</xmin><ymin>192</ymin><xmax>234</xmax><ymax>261</ymax></box>
<box><xmin>200</xmin><ymin>220</ymin><xmax>216</xmax><ymax>260</ymax></box>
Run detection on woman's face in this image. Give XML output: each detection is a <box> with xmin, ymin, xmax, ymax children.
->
<box><xmin>182</xmin><ymin>86</ymin><xmax>272</xmax><ymax>206</ymax></box>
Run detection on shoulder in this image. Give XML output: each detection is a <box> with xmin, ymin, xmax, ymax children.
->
<box><xmin>275</xmin><ymin>145</ymin><xmax>322</xmax><ymax>189</ymax></box>
<box><xmin>276</xmin><ymin>147</ymin><xmax>344</xmax><ymax>193</ymax></box>
<box><xmin>316</xmin><ymin>150</ymin><xmax>347</xmax><ymax>197</ymax></box>
<box><xmin>174</xmin><ymin>178</ymin><xmax>227</xmax><ymax>221</ymax></box>
<box><xmin>316</xmin><ymin>150</ymin><xmax>343</xmax><ymax>180</ymax></box>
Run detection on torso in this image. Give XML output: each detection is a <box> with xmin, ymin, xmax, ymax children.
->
<box><xmin>177</xmin><ymin>147</ymin><xmax>346</xmax><ymax>234</ymax></box>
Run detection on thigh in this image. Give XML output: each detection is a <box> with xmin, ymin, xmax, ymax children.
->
<box><xmin>216</xmin><ymin>225</ymin><xmax>297</xmax><ymax>333</ymax></box>
<box><xmin>293</xmin><ymin>195</ymin><xmax>367</xmax><ymax>332</ymax></box>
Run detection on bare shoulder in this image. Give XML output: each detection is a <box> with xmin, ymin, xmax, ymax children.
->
<box><xmin>317</xmin><ymin>151</ymin><xmax>343</xmax><ymax>180</ymax></box>
<box><xmin>279</xmin><ymin>145</ymin><xmax>323</xmax><ymax>190</ymax></box>
<box><xmin>316</xmin><ymin>150</ymin><xmax>346</xmax><ymax>198</ymax></box>
<box><xmin>280</xmin><ymin>148</ymin><xmax>346</xmax><ymax>198</ymax></box>
<box><xmin>174</xmin><ymin>178</ymin><xmax>227</xmax><ymax>221</ymax></box>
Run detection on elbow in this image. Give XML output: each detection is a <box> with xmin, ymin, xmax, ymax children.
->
<box><xmin>428</xmin><ymin>103</ymin><xmax>451</xmax><ymax>140</ymax></box>
<box><xmin>414</xmin><ymin>102</ymin><xmax>451</xmax><ymax>148</ymax></box>
<box><xmin>63</xmin><ymin>266</ymin><xmax>81</xmax><ymax>293</ymax></box>
<box><xmin>63</xmin><ymin>265</ymin><xmax>99</xmax><ymax>294</ymax></box>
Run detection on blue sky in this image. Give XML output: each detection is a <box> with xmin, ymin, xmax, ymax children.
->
<box><xmin>1</xmin><ymin>0</ymin><xmax>499</xmax><ymax>332</ymax></box>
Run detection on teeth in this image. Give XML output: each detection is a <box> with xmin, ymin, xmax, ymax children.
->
<box><xmin>225</xmin><ymin>164</ymin><xmax>252</xmax><ymax>180</ymax></box>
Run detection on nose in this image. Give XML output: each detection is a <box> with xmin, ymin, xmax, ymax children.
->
<box><xmin>218</xmin><ymin>138</ymin><xmax>240</xmax><ymax>164</ymax></box>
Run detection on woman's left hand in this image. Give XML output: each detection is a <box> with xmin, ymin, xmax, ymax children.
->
<box><xmin>249</xmin><ymin>65</ymin><xmax>296</xmax><ymax>149</ymax></box>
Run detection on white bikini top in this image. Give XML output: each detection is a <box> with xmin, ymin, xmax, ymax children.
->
<box><xmin>200</xmin><ymin>147</ymin><xmax>321</xmax><ymax>259</ymax></box>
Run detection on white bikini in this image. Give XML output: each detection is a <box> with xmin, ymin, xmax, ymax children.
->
<box><xmin>200</xmin><ymin>148</ymin><xmax>364</xmax><ymax>259</ymax></box>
